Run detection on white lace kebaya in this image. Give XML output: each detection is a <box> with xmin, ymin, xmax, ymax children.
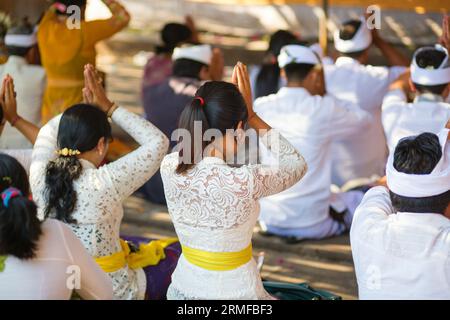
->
<box><xmin>30</xmin><ymin>107</ymin><xmax>169</xmax><ymax>300</ymax></box>
<box><xmin>161</xmin><ymin>130</ymin><xmax>307</xmax><ymax>299</ymax></box>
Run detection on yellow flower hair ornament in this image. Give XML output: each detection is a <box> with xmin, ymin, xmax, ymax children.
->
<box><xmin>55</xmin><ymin>148</ymin><xmax>81</xmax><ymax>157</ymax></box>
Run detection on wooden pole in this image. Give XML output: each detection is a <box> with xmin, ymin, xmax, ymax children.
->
<box><xmin>319</xmin><ymin>0</ymin><xmax>329</xmax><ymax>55</ymax></box>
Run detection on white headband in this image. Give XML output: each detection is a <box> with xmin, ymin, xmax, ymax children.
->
<box><xmin>411</xmin><ymin>44</ymin><xmax>450</xmax><ymax>86</ymax></box>
<box><xmin>334</xmin><ymin>17</ymin><xmax>372</xmax><ymax>53</ymax></box>
<box><xmin>4</xmin><ymin>32</ymin><xmax>37</xmax><ymax>48</ymax></box>
<box><xmin>386</xmin><ymin>129</ymin><xmax>450</xmax><ymax>198</ymax></box>
<box><xmin>278</xmin><ymin>45</ymin><xmax>320</xmax><ymax>68</ymax></box>
<box><xmin>172</xmin><ymin>44</ymin><xmax>212</xmax><ymax>66</ymax></box>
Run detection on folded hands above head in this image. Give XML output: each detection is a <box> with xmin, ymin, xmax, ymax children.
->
<box><xmin>0</xmin><ymin>75</ymin><xmax>39</xmax><ymax>144</ymax></box>
<box><xmin>83</xmin><ymin>64</ymin><xmax>118</xmax><ymax>117</ymax></box>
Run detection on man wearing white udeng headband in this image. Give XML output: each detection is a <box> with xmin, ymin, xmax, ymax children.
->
<box><xmin>255</xmin><ymin>45</ymin><xmax>371</xmax><ymax>242</ymax></box>
<box><xmin>350</xmin><ymin>128</ymin><xmax>450</xmax><ymax>299</ymax></box>
<box><xmin>0</xmin><ymin>24</ymin><xmax>46</xmax><ymax>149</ymax></box>
<box><xmin>382</xmin><ymin>44</ymin><xmax>450</xmax><ymax>156</ymax></box>
<box><xmin>325</xmin><ymin>15</ymin><xmax>409</xmax><ymax>187</ymax></box>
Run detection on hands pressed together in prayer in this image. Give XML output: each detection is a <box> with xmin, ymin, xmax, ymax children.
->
<box><xmin>0</xmin><ymin>75</ymin><xmax>39</xmax><ymax>144</ymax></box>
<box><xmin>231</xmin><ymin>62</ymin><xmax>271</xmax><ymax>132</ymax></box>
<box><xmin>0</xmin><ymin>75</ymin><xmax>18</xmax><ymax>125</ymax></box>
<box><xmin>83</xmin><ymin>64</ymin><xmax>116</xmax><ymax>115</ymax></box>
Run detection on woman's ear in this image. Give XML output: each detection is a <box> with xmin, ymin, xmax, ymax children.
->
<box><xmin>96</xmin><ymin>137</ymin><xmax>107</xmax><ymax>156</ymax></box>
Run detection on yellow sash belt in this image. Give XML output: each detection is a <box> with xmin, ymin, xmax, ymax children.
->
<box><xmin>181</xmin><ymin>243</ymin><xmax>253</xmax><ymax>271</ymax></box>
<box><xmin>95</xmin><ymin>238</ymin><xmax>178</xmax><ymax>273</ymax></box>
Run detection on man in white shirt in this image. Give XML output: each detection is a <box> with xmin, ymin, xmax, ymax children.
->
<box><xmin>382</xmin><ymin>45</ymin><xmax>450</xmax><ymax>155</ymax></box>
<box><xmin>325</xmin><ymin>16</ymin><xmax>409</xmax><ymax>187</ymax></box>
<box><xmin>255</xmin><ymin>45</ymin><xmax>372</xmax><ymax>242</ymax></box>
<box><xmin>351</xmin><ymin>128</ymin><xmax>450</xmax><ymax>299</ymax></box>
<box><xmin>0</xmin><ymin>24</ymin><xmax>46</xmax><ymax>149</ymax></box>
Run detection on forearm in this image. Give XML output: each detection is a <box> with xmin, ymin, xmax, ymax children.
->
<box><xmin>102</xmin><ymin>0</ymin><xmax>130</xmax><ymax>27</ymax></box>
<box><xmin>12</xmin><ymin>118</ymin><xmax>40</xmax><ymax>145</ymax></box>
<box><xmin>373</xmin><ymin>37</ymin><xmax>409</xmax><ymax>67</ymax></box>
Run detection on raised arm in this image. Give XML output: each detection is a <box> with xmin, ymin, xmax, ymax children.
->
<box><xmin>232</xmin><ymin>62</ymin><xmax>308</xmax><ymax>199</ymax></box>
<box><xmin>0</xmin><ymin>75</ymin><xmax>40</xmax><ymax>144</ymax></box>
<box><xmin>85</xmin><ymin>0</ymin><xmax>131</xmax><ymax>44</ymax></box>
<box><xmin>83</xmin><ymin>65</ymin><xmax>169</xmax><ymax>200</ymax></box>
<box><xmin>370</xmin><ymin>27</ymin><xmax>409</xmax><ymax>67</ymax></box>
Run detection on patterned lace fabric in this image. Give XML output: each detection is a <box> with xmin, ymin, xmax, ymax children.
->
<box><xmin>161</xmin><ymin>130</ymin><xmax>307</xmax><ymax>299</ymax></box>
<box><xmin>30</xmin><ymin>107</ymin><xmax>169</xmax><ymax>300</ymax></box>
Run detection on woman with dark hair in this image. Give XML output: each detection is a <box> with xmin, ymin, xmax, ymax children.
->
<box><xmin>251</xmin><ymin>30</ymin><xmax>301</xmax><ymax>99</ymax></box>
<box><xmin>160</xmin><ymin>62</ymin><xmax>308</xmax><ymax>299</ymax></box>
<box><xmin>30</xmin><ymin>65</ymin><xmax>178</xmax><ymax>300</ymax></box>
<box><xmin>142</xmin><ymin>16</ymin><xmax>199</xmax><ymax>89</ymax></box>
<box><xmin>0</xmin><ymin>154</ymin><xmax>113</xmax><ymax>299</ymax></box>
<box><xmin>38</xmin><ymin>0</ymin><xmax>130</xmax><ymax>123</ymax></box>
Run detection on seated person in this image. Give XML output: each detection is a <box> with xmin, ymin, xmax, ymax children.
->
<box><xmin>0</xmin><ymin>23</ymin><xmax>46</xmax><ymax>149</ymax></box>
<box><xmin>30</xmin><ymin>65</ymin><xmax>180</xmax><ymax>300</ymax></box>
<box><xmin>0</xmin><ymin>74</ymin><xmax>40</xmax><ymax>173</ymax></box>
<box><xmin>382</xmin><ymin>44</ymin><xmax>450</xmax><ymax>155</ymax></box>
<box><xmin>351</xmin><ymin>128</ymin><xmax>450</xmax><ymax>299</ymax></box>
<box><xmin>0</xmin><ymin>153</ymin><xmax>113</xmax><ymax>300</ymax></box>
<box><xmin>255</xmin><ymin>45</ymin><xmax>371</xmax><ymax>242</ymax></box>
<box><xmin>141</xmin><ymin>16</ymin><xmax>199</xmax><ymax>89</ymax></box>
<box><xmin>141</xmin><ymin>44</ymin><xmax>219</xmax><ymax>204</ymax></box>
<box><xmin>325</xmin><ymin>15</ymin><xmax>408</xmax><ymax>186</ymax></box>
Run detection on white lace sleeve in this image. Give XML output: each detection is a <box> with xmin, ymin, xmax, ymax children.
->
<box><xmin>251</xmin><ymin>130</ymin><xmax>307</xmax><ymax>199</ymax></box>
<box><xmin>98</xmin><ymin>107</ymin><xmax>169</xmax><ymax>200</ymax></box>
<box><xmin>30</xmin><ymin>115</ymin><xmax>62</xmax><ymax>213</ymax></box>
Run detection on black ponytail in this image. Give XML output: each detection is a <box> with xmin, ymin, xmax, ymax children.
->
<box><xmin>0</xmin><ymin>154</ymin><xmax>42</xmax><ymax>260</ymax></box>
<box><xmin>45</xmin><ymin>156</ymin><xmax>82</xmax><ymax>223</ymax></box>
<box><xmin>44</xmin><ymin>104</ymin><xmax>112</xmax><ymax>223</ymax></box>
<box><xmin>176</xmin><ymin>81</ymin><xmax>248</xmax><ymax>174</ymax></box>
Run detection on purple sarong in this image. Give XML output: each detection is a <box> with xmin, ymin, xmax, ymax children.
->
<box><xmin>121</xmin><ymin>235</ymin><xmax>181</xmax><ymax>300</ymax></box>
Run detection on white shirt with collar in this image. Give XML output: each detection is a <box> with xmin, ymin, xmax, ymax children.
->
<box><xmin>254</xmin><ymin>87</ymin><xmax>371</xmax><ymax>229</ymax></box>
<box><xmin>351</xmin><ymin>186</ymin><xmax>450</xmax><ymax>300</ymax></box>
<box><xmin>0</xmin><ymin>56</ymin><xmax>46</xmax><ymax>149</ymax></box>
<box><xmin>382</xmin><ymin>90</ymin><xmax>450</xmax><ymax>155</ymax></box>
<box><xmin>324</xmin><ymin>57</ymin><xmax>406</xmax><ymax>185</ymax></box>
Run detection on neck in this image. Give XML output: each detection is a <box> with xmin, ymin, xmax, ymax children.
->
<box><xmin>286</xmin><ymin>81</ymin><xmax>304</xmax><ymax>88</ymax></box>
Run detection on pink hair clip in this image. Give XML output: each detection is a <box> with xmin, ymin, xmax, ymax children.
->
<box><xmin>53</xmin><ymin>2</ymin><xmax>67</xmax><ymax>13</ymax></box>
<box><xmin>194</xmin><ymin>96</ymin><xmax>205</xmax><ymax>106</ymax></box>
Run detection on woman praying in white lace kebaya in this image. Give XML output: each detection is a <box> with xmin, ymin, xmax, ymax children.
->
<box><xmin>160</xmin><ymin>62</ymin><xmax>308</xmax><ymax>300</ymax></box>
<box><xmin>30</xmin><ymin>65</ymin><xmax>180</xmax><ymax>300</ymax></box>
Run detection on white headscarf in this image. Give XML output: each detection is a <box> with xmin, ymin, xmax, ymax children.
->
<box><xmin>410</xmin><ymin>44</ymin><xmax>450</xmax><ymax>86</ymax></box>
<box><xmin>278</xmin><ymin>44</ymin><xmax>321</xmax><ymax>68</ymax></box>
<box><xmin>4</xmin><ymin>26</ymin><xmax>38</xmax><ymax>48</ymax></box>
<box><xmin>334</xmin><ymin>16</ymin><xmax>372</xmax><ymax>53</ymax></box>
<box><xmin>386</xmin><ymin>129</ymin><xmax>450</xmax><ymax>198</ymax></box>
<box><xmin>172</xmin><ymin>44</ymin><xmax>212</xmax><ymax>65</ymax></box>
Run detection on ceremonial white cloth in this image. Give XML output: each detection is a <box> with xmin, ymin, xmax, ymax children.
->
<box><xmin>411</xmin><ymin>44</ymin><xmax>450</xmax><ymax>86</ymax></box>
<box><xmin>254</xmin><ymin>87</ymin><xmax>371</xmax><ymax>230</ymax></box>
<box><xmin>382</xmin><ymin>90</ymin><xmax>450</xmax><ymax>155</ymax></box>
<box><xmin>351</xmin><ymin>186</ymin><xmax>450</xmax><ymax>300</ymax></box>
<box><xmin>324</xmin><ymin>57</ymin><xmax>406</xmax><ymax>186</ymax></box>
<box><xmin>278</xmin><ymin>45</ymin><xmax>320</xmax><ymax>68</ymax></box>
<box><xmin>172</xmin><ymin>44</ymin><xmax>212</xmax><ymax>65</ymax></box>
<box><xmin>386</xmin><ymin>128</ymin><xmax>450</xmax><ymax>198</ymax></box>
<box><xmin>334</xmin><ymin>17</ymin><xmax>372</xmax><ymax>53</ymax></box>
